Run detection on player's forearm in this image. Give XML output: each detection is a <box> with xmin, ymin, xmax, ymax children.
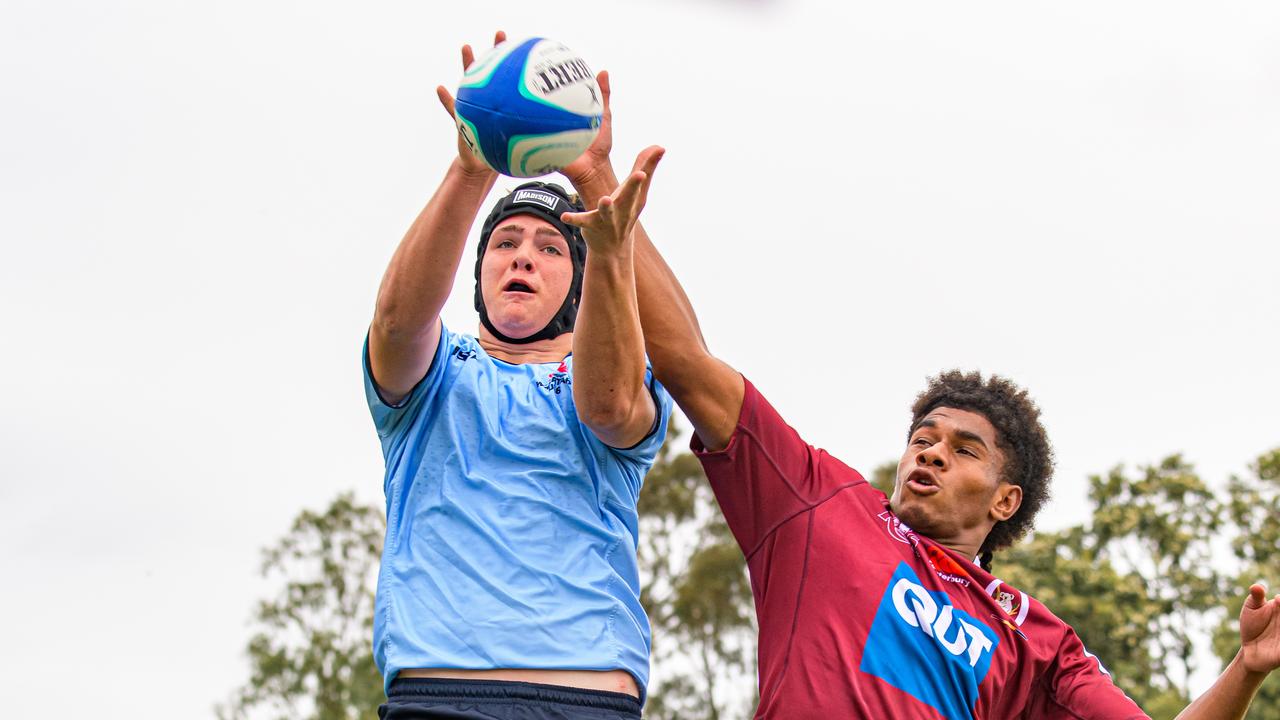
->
<box><xmin>634</xmin><ymin>230</ymin><xmax>744</xmax><ymax>450</ymax></box>
<box><xmin>1174</xmin><ymin>652</ymin><xmax>1267</xmax><ymax>720</ymax></box>
<box><xmin>569</xmin><ymin>167</ymin><xmax>709</xmax><ymax>370</ymax></box>
<box><xmin>572</xmin><ymin>243</ymin><xmax>652</xmax><ymax>446</ymax></box>
<box><xmin>373</xmin><ymin>158</ymin><xmax>496</xmax><ymax>338</ymax></box>
<box><xmin>570</xmin><ymin>162</ymin><xmax>741</xmax><ymax>449</ymax></box>
<box><xmin>632</xmin><ymin>226</ymin><xmax>712</xmax><ymax>382</ymax></box>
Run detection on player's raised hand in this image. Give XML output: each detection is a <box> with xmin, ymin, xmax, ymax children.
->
<box><xmin>435</xmin><ymin>31</ymin><xmax>507</xmax><ymax>177</ymax></box>
<box><xmin>1240</xmin><ymin>583</ymin><xmax>1280</xmax><ymax>674</ymax></box>
<box><xmin>562</xmin><ymin>70</ymin><xmax>614</xmax><ymax>186</ymax></box>
<box><xmin>561</xmin><ymin>145</ymin><xmax>663</xmax><ymax>255</ymax></box>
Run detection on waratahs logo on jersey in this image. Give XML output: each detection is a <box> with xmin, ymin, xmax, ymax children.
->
<box><xmin>860</xmin><ymin>562</ymin><xmax>1000</xmax><ymax>720</ymax></box>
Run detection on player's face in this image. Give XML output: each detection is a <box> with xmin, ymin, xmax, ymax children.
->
<box><xmin>480</xmin><ymin>215</ymin><xmax>575</xmax><ymax>340</ymax></box>
<box><xmin>890</xmin><ymin>407</ymin><xmax>1021</xmax><ymax>548</ymax></box>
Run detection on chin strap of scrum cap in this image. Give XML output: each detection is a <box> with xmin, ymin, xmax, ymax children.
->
<box><xmin>473</xmin><ymin>181</ymin><xmax>588</xmax><ymax>344</ymax></box>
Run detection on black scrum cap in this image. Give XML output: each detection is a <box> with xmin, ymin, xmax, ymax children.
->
<box><xmin>473</xmin><ymin>182</ymin><xmax>587</xmax><ymax>344</ymax></box>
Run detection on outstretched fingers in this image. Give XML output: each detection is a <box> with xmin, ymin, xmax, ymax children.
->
<box><xmin>631</xmin><ymin>145</ymin><xmax>663</xmax><ymax>177</ymax></box>
<box><xmin>461</xmin><ymin>32</ymin><xmax>505</xmax><ymax>72</ymax></box>
<box><xmin>559</xmin><ymin>207</ymin><xmax>596</xmax><ymax>230</ymax></box>
<box><xmin>590</xmin><ymin>193</ymin><xmax>617</xmax><ymax>221</ymax></box>
<box><xmin>560</xmin><ymin>192</ymin><xmax>619</xmax><ymax>229</ymax></box>
<box><xmin>609</xmin><ymin>145</ymin><xmax>665</xmax><ymax>221</ymax></box>
<box><xmin>561</xmin><ymin>147</ymin><xmax>664</xmax><ymax>240</ymax></box>
<box><xmin>560</xmin><ymin>179</ymin><xmax>638</xmax><ymax>236</ymax></box>
<box><xmin>628</xmin><ymin>146</ymin><xmax>664</xmax><ymax>208</ymax></box>
<box><xmin>448</xmin><ymin>31</ymin><xmax>506</xmax><ymax>117</ymax></box>
<box><xmin>614</xmin><ymin>169</ymin><xmax>650</xmax><ymax>217</ymax></box>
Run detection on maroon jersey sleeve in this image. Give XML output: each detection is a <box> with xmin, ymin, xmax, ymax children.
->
<box><xmin>692</xmin><ymin>377</ymin><xmax>867</xmax><ymax>556</ymax></box>
<box><xmin>1023</xmin><ymin>624</ymin><xmax>1150</xmax><ymax>719</ymax></box>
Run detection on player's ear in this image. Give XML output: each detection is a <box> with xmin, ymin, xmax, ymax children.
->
<box><xmin>990</xmin><ymin>483</ymin><xmax>1022</xmax><ymax>523</ymax></box>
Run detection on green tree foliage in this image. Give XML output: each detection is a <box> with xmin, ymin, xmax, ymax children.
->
<box><xmin>870</xmin><ymin>460</ymin><xmax>897</xmax><ymax>496</ymax></box>
<box><xmin>998</xmin><ymin>526</ymin><xmax>1186</xmax><ymax>716</ymax></box>
<box><xmin>639</xmin><ymin>423</ymin><xmax>756</xmax><ymax>720</ymax></box>
<box><xmin>217</xmin><ymin>493</ymin><xmax>385</xmax><ymax>720</ymax></box>
<box><xmin>1088</xmin><ymin>456</ymin><xmax>1226</xmax><ymax>699</ymax></box>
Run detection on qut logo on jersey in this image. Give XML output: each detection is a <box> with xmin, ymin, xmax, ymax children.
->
<box><xmin>860</xmin><ymin>563</ymin><xmax>1000</xmax><ymax>720</ymax></box>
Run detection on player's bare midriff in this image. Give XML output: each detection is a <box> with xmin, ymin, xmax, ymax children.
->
<box><xmin>399</xmin><ymin>668</ymin><xmax>639</xmax><ymax>697</ymax></box>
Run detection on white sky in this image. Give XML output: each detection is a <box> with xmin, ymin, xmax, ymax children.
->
<box><xmin>2</xmin><ymin>0</ymin><xmax>1278</xmax><ymax>716</ymax></box>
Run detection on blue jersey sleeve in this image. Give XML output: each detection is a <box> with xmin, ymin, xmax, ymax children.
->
<box><xmin>608</xmin><ymin>368</ymin><xmax>674</xmax><ymax>464</ymax></box>
<box><xmin>362</xmin><ymin>323</ymin><xmax>453</xmax><ymax>440</ymax></box>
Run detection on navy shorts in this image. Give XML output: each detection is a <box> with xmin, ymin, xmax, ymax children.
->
<box><xmin>378</xmin><ymin>678</ymin><xmax>643</xmax><ymax>720</ymax></box>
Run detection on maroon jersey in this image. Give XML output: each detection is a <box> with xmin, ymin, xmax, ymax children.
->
<box><xmin>692</xmin><ymin>379</ymin><xmax>1149</xmax><ymax>720</ymax></box>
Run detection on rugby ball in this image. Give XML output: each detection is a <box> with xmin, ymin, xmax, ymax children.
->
<box><xmin>455</xmin><ymin>37</ymin><xmax>603</xmax><ymax>178</ymax></box>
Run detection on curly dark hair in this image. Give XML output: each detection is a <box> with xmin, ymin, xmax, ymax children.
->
<box><xmin>908</xmin><ymin>370</ymin><xmax>1054</xmax><ymax>572</ymax></box>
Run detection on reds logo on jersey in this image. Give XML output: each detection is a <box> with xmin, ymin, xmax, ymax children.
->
<box><xmin>879</xmin><ymin>511</ymin><xmax>972</xmax><ymax>588</ymax></box>
<box><xmin>878</xmin><ymin>511</ymin><xmax>914</xmax><ymax>545</ymax></box>
<box><xmin>860</xmin><ymin>563</ymin><xmax>999</xmax><ymax>720</ymax></box>
<box><xmin>984</xmin><ymin>578</ymin><xmax>1030</xmax><ymax>627</ymax></box>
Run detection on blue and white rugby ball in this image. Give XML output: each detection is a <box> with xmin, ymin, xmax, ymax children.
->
<box><xmin>455</xmin><ymin>37</ymin><xmax>603</xmax><ymax>178</ymax></box>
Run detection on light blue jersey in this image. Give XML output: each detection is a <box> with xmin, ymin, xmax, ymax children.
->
<box><xmin>363</xmin><ymin>324</ymin><xmax>672</xmax><ymax>698</ymax></box>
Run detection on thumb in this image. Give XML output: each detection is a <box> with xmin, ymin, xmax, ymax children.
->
<box><xmin>1247</xmin><ymin>584</ymin><xmax>1268</xmax><ymax>610</ymax></box>
<box><xmin>598</xmin><ymin>70</ymin><xmax>611</xmax><ymax>112</ymax></box>
<box><xmin>437</xmin><ymin>86</ymin><xmax>457</xmax><ymax>119</ymax></box>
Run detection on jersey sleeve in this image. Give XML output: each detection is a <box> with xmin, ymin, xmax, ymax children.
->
<box><xmin>692</xmin><ymin>377</ymin><xmax>867</xmax><ymax>557</ymax></box>
<box><xmin>362</xmin><ymin>323</ymin><xmax>452</xmax><ymax>441</ymax></box>
<box><xmin>1025</xmin><ymin>626</ymin><xmax>1150</xmax><ymax>720</ymax></box>
<box><xmin>607</xmin><ymin>368</ymin><xmax>674</xmax><ymax>464</ymax></box>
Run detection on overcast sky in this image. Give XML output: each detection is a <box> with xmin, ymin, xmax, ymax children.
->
<box><xmin>2</xmin><ymin>0</ymin><xmax>1278</xmax><ymax>716</ymax></box>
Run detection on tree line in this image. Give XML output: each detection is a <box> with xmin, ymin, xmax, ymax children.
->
<box><xmin>217</xmin><ymin>426</ymin><xmax>1280</xmax><ymax>720</ymax></box>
